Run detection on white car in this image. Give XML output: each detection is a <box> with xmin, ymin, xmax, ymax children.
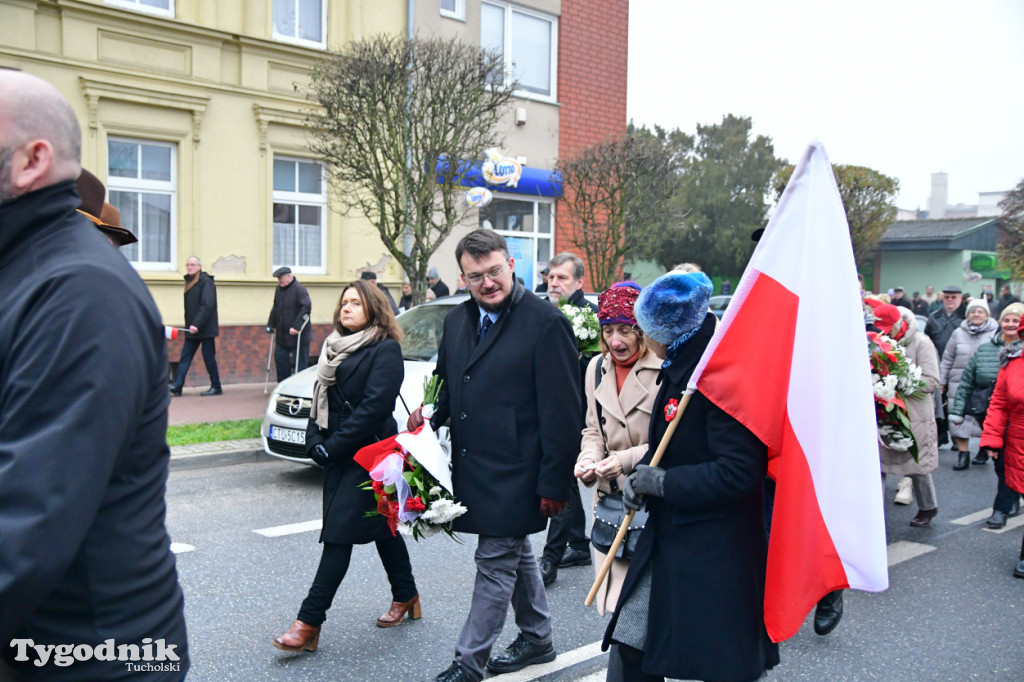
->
<box><xmin>261</xmin><ymin>295</ymin><xmax>465</xmax><ymax>465</ymax></box>
<box><xmin>261</xmin><ymin>291</ymin><xmax>599</xmax><ymax>465</ymax></box>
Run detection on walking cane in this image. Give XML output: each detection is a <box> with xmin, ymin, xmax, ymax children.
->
<box><xmin>264</xmin><ymin>329</ymin><xmax>276</xmax><ymax>395</ymax></box>
<box><xmin>585</xmin><ymin>389</ymin><xmax>694</xmax><ymax>607</ymax></box>
<box><xmin>294</xmin><ymin>314</ymin><xmax>310</xmax><ymax>376</ymax></box>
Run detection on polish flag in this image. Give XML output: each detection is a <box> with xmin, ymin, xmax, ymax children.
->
<box><xmin>164</xmin><ymin>326</ymin><xmax>187</xmax><ymax>340</ymax></box>
<box><xmin>688</xmin><ymin>140</ymin><xmax>887</xmax><ymax>642</ymax></box>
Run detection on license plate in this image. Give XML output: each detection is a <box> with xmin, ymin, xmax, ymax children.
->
<box><xmin>270</xmin><ymin>426</ymin><xmax>305</xmax><ymax>445</ymax></box>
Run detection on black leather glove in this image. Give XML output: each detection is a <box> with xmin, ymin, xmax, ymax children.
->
<box><xmin>623</xmin><ymin>464</ymin><xmax>665</xmax><ymax>511</ymax></box>
<box><xmin>309</xmin><ymin>443</ymin><xmax>330</xmax><ymax>466</ymax></box>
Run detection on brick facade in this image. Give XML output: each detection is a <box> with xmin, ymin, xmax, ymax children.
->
<box><xmin>167</xmin><ymin>324</ymin><xmax>333</xmax><ymax>387</ymax></box>
<box><xmin>556</xmin><ymin>0</ymin><xmax>630</xmax><ymax>288</ymax></box>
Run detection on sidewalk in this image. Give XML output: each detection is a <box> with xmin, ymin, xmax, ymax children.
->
<box><xmin>168</xmin><ymin>382</ymin><xmax>276</xmax><ymax>467</ymax></box>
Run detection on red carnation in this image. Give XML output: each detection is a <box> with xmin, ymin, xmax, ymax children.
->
<box><xmin>405</xmin><ymin>496</ymin><xmax>427</xmax><ymax>513</ymax></box>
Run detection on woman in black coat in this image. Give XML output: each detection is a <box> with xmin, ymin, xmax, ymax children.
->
<box><xmin>273</xmin><ymin>280</ymin><xmax>420</xmax><ymax>653</ymax></box>
<box><xmin>606</xmin><ymin>271</ymin><xmax>779</xmax><ymax>682</ymax></box>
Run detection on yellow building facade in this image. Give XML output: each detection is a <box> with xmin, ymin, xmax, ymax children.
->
<box><xmin>1</xmin><ymin>0</ymin><xmax>405</xmax><ymax>380</ymax></box>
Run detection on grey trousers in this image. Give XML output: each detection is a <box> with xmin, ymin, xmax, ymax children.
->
<box><xmin>884</xmin><ymin>473</ymin><xmax>937</xmax><ymax>511</ymax></box>
<box><xmin>455</xmin><ymin>535</ymin><xmax>553</xmax><ymax>680</ymax></box>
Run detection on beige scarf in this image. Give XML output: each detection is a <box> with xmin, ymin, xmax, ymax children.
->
<box><xmin>310</xmin><ymin>328</ymin><xmax>376</xmax><ymax>429</ymax></box>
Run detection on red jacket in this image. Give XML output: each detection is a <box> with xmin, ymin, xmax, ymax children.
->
<box><xmin>980</xmin><ymin>355</ymin><xmax>1024</xmax><ymax>493</ymax></box>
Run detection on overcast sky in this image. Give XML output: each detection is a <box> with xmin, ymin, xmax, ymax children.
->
<box><xmin>627</xmin><ymin>0</ymin><xmax>1024</xmax><ymax>211</ymax></box>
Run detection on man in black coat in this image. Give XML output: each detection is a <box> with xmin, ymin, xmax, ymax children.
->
<box><xmin>428</xmin><ymin>265</ymin><xmax>450</xmax><ymax>298</ymax></box>
<box><xmin>924</xmin><ymin>285</ymin><xmax>966</xmax><ymax>445</ymax></box>
<box><xmin>417</xmin><ymin>230</ymin><xmax>581</xmax><ymax>682</ymax></box>
<box><xmin>268</xmin><ymin>266</ymin><xmax>312</xmax><ymax>381</ymax></box>
<box><xmin>538</xmin><ymin>252</ymin><xmax>597</xmax><ymax>585</ymax></box>
<box><xmin>0</xmin><ymin>70</ymin><xmax>188</xmax><ymax>680</ymax></box>
<box><xmin>169</xmin><ymin>255</ymin><xmax>222</xmax><ymax>396</ymax></box>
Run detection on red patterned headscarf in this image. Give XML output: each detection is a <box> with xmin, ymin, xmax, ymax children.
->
<box><xmin>598</xmin><ymin>282</ymin><xmax>642</xmax><ymax>326</ymax></box>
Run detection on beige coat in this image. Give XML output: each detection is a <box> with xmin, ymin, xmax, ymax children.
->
<box><xmin>880</xmin><ymin>311</ymin><xmax>940</xmax><ymax>476</ymax></box>
<box><xmin>577</xmin><ymin>350</ymin><xmax>662</xmax><ymax>615</ymax></box>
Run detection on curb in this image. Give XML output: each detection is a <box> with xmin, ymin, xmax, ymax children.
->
<box><xmin>169</xmin><ymin>438</ymin><xmax>265</xmax><ymax>471</ymax></box>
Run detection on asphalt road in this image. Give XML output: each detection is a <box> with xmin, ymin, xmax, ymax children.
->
<box><xmin>166</xmin><ymin>444</ymin><xmax>1024</xmax><ymax>681</ymax></box>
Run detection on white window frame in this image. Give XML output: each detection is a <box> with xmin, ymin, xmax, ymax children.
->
<box><xmin>104</xmin><ymin>0</ymin><xmax>175</xmax><ymax>18</ymax></box>
<box><xmin>440</xmin><ymin>0</ymin><xmax>466</xmax><ymax>21</ymax></box>
<box><xmin>271</xmin><ymin>0</ymin><xmax>327</xmax><ymax>49</ymax></box>
<box><xmin>481</xmin><ymin>194</ymin><xmax>554</xmax><ymax>289</ymax></box>
<box><xmin>272</xmin><ymin>155</ymin><xmax>327</xmax><ymax>275</ymax></box>
<box><xmin>107</xmin><ymin>137</ymin><xmax>177</xmax><ymax>271</ymax></box>
<box><xmin>481</xmin><ymin>0</ymin><xmax>558</xmax><ymax>103</ymax></box>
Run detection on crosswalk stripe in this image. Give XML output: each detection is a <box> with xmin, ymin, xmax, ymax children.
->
<box><xmin>170</xmin><ymin>543</ymin><xmax>195</xmax><ymax>554</ymax></box>
<box><xmin>950</xmin><ymin>508</ymin><xmax>993</xmax><ymax>525</ymax></box>
<box><xmin>983</xmin><ymin>513</ymin><xmax>1024</xmax><ymax>535</ymax></box>
<box><xmin>887</xmin><ymin>540</ymin><xmax>936</xmax><ymax>566</ymax></box>
<box><xmin>505</xmin><ymin>641</ymin><xmax>604</xmax><ymax>681</ymax></box>
<box><xmin>253</xmin><ymin>519</ymin><xmax>323</xmax><ymax>537</ymax></box>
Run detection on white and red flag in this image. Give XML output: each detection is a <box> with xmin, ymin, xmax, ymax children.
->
<box><xmin>688</xmin><ymin>140</ymin><xmax>887</xmax><ymax>641</ymax></box>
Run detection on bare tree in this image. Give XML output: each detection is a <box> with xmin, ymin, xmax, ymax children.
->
<box><xmin>556</xmin><ymin>134</ymin><xmax>681</xmax><ymax>291</ymax></box>
<box><xmin>305</xmin><ymin>35</ymin><xmax>516</xmax><ymax>303</ymax></box>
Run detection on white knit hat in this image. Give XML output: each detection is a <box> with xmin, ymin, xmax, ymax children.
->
<box><xmin>966</xmin><ymin>298</ymin><xmax>989</xmax><ymax>315</ymax></box>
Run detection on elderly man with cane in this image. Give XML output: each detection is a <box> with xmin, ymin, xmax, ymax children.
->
<box><xmin>595</xmin><ymin>271</ymin><xmax>779</xmax><ymax>682</ymax></box>
<box><xmin>267</xmin><ymin>266</ymin><xmax>312</xmax><ymax>383</ymax></box>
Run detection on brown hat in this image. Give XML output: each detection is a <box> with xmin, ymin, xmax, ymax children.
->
<box><xmin>75</xmin><ymin>169</ymin><xmax>138</xmax><ymax>246</ymax></box>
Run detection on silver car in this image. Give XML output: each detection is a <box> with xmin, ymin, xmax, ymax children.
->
<box><xmin>261</xmin><ymin>295</ymin><xmax>466</xmax><ymax>465</ymax></box>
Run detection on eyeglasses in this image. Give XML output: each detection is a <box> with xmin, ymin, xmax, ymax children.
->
<box><xmin>464</xmin><ymin>261</ymin><xmax>509</xmax><ymax>287</ymax></box>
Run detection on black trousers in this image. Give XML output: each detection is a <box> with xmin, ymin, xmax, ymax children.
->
<box><xmin>274</xmin><ymin>334</ymin><xmax>311</xmax><ymax>383</ymax></box>
<box><xmin>542</xmin><ymin>483</ymin><xmax>589</xmax><ymax>564</ymax></box>
<box><xmin>297</xmin><ymin>537</ymin><xmax>417</xmax><ymax>626</ymax></box>
<box><xmin>993</xmin><ymin>453</ymin><xmax>1023</xmax><ymax>514</ymax></box>
<box><xmin>171</xmin><ymin>337</ymin><xmax>221</xmax><ymax>390</ymax></box>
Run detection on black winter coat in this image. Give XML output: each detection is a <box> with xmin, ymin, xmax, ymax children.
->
<box><xmin>430</xmin><ymin>282</ymin><xmax>582</xmax><ymax>536</ymax></box>
<box><xmin>305</xmin><ymin>338</ymin><xmax>403</xmax><ymax>544</ymax></box>
<box><xmin>183</xmin><ymin>270</ymin><xmax>219</xmax><ymax>338</ymax></box>
<box><xmin>0</xmin><ymin>182</ymin><xmax>189</xmax><ymax>680</ymax></box>
<box><xmin>605</xmin><ymin>313</ymin><xmax>779</xmax><ymax>681</ymax></box>
<box><xmin>924</xmin><ymin>309</ymin><xmax>963</xmax><ymax>357</ymax></box>
<box><xmin>268</xmin><ymin>278</ymin><xmax>312</xmax><ymax>348</ymax></box>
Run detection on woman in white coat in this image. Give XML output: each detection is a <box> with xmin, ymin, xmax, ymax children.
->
<box><xmin>575</xmin><ymin>283</ymin><xmax>661</xmax><ymax>681</ymax></box>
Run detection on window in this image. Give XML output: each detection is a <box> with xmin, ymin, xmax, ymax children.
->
<box><xmin>440</xmin><ymin>0</ymin><xmax>465</xmax><ymax>20</ymax></box>
<box><xmin>479</xmin><ymin>196</ymin><xmax>553</xmax><ymax>292</ymax></box>
<box><xmin>105</xmin><ymin>0</ymin><xmax>174</xmax><ymax>17</ymax></box>
<box><xmin>481</xmin><ymin>1</ymin><xmax>557</xmax><ymax>101</ymax></box>
<box><xmin>273</xmin><ymin>0</ymin><xmax>325</xmax><ymax>48</ymax></box>
<box><xmin>273</xmin><ymin>157</ymin><xmax>326</xmax><ymax>273</ymax></box>
<box><xmin>107</xmin><ymin>138</ymin><xmax>176</xmax><ymax>268</ymax></box>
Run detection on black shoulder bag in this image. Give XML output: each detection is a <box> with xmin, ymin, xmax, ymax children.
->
<box><xmin>589</xmin><ymin>356</ymin><xmax>649</xmax><ymax>560</ymax></box>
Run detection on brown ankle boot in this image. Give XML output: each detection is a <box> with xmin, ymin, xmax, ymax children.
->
<box><xmin>376</xmin><ymin>594</ymin><xmax>422</xmax><ymax>627</ymax></box>
<box><xmin>273</xmin><ymin>620</ymin><xmax>320</xmax><ymax>652</ymax></box>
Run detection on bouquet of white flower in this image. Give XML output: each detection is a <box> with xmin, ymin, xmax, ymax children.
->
<box><xmin>560</xmin><ymin>303</ymin><xmax>600</xmax><ymax>354</ymax></box>
<box><xmin>868</xmin><ymin>332</ymin><xmax>928</xmax><ymax>460</ymax></box>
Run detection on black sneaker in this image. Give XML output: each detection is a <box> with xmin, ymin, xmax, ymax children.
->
<box><xmin>538</xmin><ymin>558</ymin><xmax>557</xmax><ymax>586</ymax></box>
<box><xmin>486</xmin><ymin>633</ymin><xmax>556</xmax><ymax>674</ymax></box>
<box><xmin>558</xmin><ymin>547</ymin><xmax>593</xmax><ymax>568</ymax></box>
<box><xmin>433</xmin><ymin>660</ymin><xmax>474</xmax><ymax>682</ymax></box>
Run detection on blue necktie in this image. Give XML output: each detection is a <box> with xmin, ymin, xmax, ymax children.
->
<box><xmin>477</xmin><ymin>315</ymin><xmax>493</xmax><ymax>344</ymax></box>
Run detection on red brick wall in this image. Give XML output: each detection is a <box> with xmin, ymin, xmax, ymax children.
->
<box><xmin>167</xmin><ymin>324</ymin><xmax>333</xmax><ymax>386</ymax></box>
<box><xmin>557</xmin><ymin>0</ymin><xmax>630</xmax><ymax>289</ymax></box>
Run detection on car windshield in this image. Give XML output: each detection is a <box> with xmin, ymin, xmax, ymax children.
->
<box><xmin>397</xmin><ymin>303</ymin><xmax>455</xmax><ymax>361</ymax></box>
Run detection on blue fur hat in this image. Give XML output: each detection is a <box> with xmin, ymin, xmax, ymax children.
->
<box><xmin>635</xmin><ymin>271</ymin><xmax>713</xmax><ymax>346</ymax></box>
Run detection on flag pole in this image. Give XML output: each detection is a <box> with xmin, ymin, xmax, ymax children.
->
<box><xmin>585</xmin><ymin>389</ymin><xmax>693</xmax><ymax>607</ymax></box>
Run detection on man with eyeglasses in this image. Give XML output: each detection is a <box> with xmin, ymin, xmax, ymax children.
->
<box><xmin>925</xmin><ymin>285</ymin><xmax>967</xmax><ymax>447</ymax></box>
<box><xmin>539</xmin><ymin>253</ymin><xmax>598</xmax><ymax>587</ymax></box>
<box><xmin>413</xmin><ymin>230</ymin><xmax>581</xmax><ymax>682</ymax></box>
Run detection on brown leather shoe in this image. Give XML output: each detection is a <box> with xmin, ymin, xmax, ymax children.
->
<box><xmin>910</xmin><ymin>508</ymin><xmax>937</xmax><ymax>527</ymax></box>
<box><xmin>376</xmin><ymin>594</ymin><xmax>422</xmax><ymax>627</ymax></box>
<box><xmin>273</xmin><ymin>620</ymin><xmax>320</xmax><ymax>652</ymax></box>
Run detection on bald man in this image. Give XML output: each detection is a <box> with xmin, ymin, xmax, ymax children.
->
<box><xmin>0</xmin><ymin>71</ymin><xmax>189</xmax><ymax>680</ymax></box>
